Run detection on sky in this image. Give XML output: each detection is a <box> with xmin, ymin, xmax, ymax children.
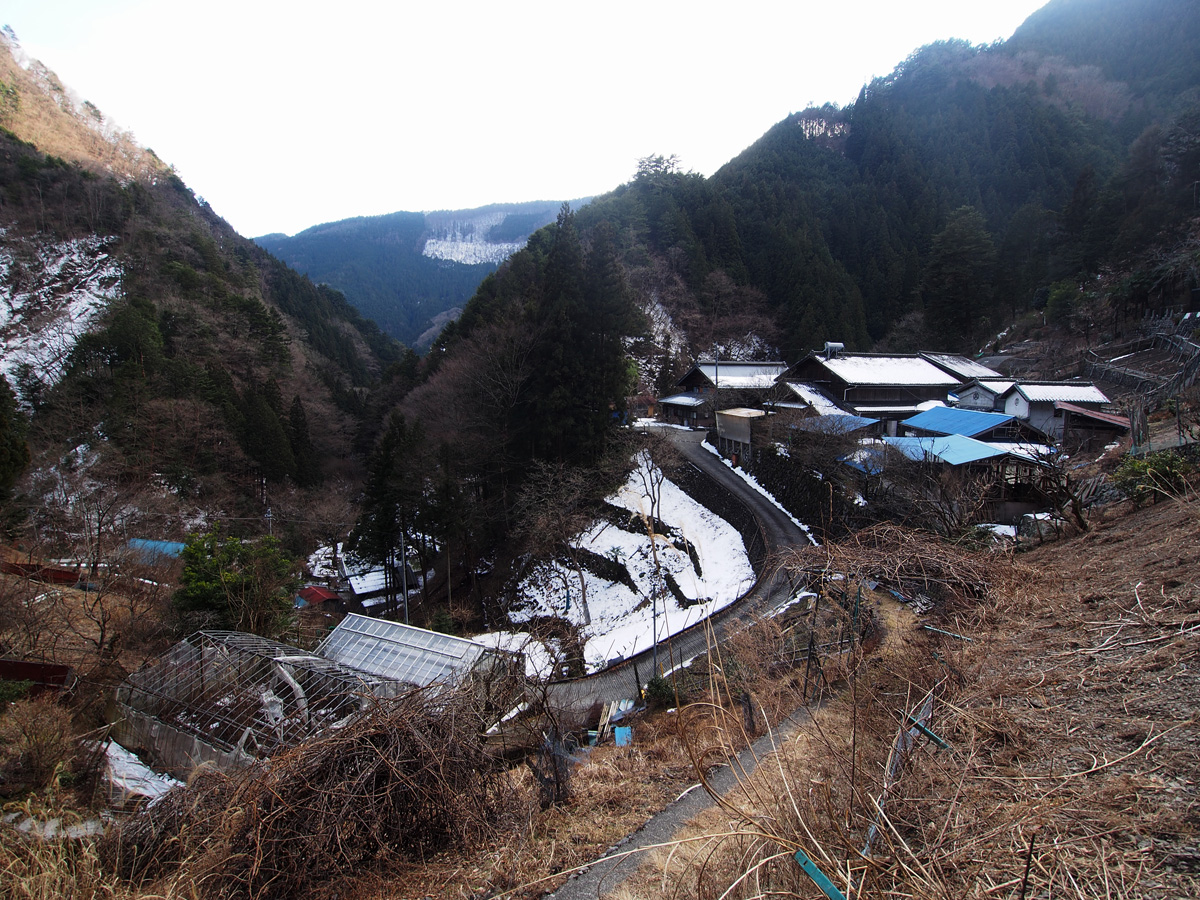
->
<box><xmin>5</xmin><ymin>0</ymin><xmax>1048</xmax><ymax>238</ymax></box>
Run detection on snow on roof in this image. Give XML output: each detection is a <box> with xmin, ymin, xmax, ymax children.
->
<box><xmin>1014</xmin><ymin>382</ymin><xmax>1109</xmax><ymax>404</ymax></box>
<box><xmin>347</xmin><ymin>569</ymin><xmax>388</xmax><ymax>596</ymax></box>
<box><xmin>852</xmin><ymin>404</ymin><xmax>926</xmax><ymax>415</ymax></box>
<box><xmin>964</xmin><ymin>379</ymin><xmax>1016</xmax><ymax>395</ymax></box>
<box><xmin>819</xmin><ymin>354</ymin><xmax>960</xmax><ymax>386</ymax></box>
<box><xmin>694</xmin><ymin>361</ymin><xmax>787</xmax><ymax>389</ymax></box>
<box><xmin>920</xmin><ymin>353</ymin><xmax>1003</xmax><ymax>380</ymax></box>
<box><xmin>984</xmin><ymin>441</ymin><xmax>1057</xmax><ymax>460</ymax></box>
<box><xmin>783</xmin><ymin>382</ymin><xmax>845</xmax><ymax>415</ymax></box>
<box><xmin>902</xmin><ymin>407</ymin><xmax>1015</xmax><ymax>437</ymax></box>
<box><xmin>717</xmin><ymin>407</ymin><xmax>767</xmax><ymax>418</ymax></box>
<box><xmin>884</xmin><ymin>435</ymin><xmax>1009</xmax><ymax>466</ymax></box>
<box><xmin>659</xmin><ymin>393</ymin><xmax>706</xmax><ymax>407</ymax></box>
<box><xmin>317</xmin><ymin>614</ymin><xmax>499</xmax><ymax>688</ymax></box>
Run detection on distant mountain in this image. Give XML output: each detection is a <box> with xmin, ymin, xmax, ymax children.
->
<box><xmin>255</xmin><ymin>201</ymin><xmax>580</xmax><ymax>350</ymax></box>
<box><xmin>444</xmin><ymin>0</ymin><xmax>1199</xmax><ymax>377</ymax></box>
<box><xmin>0</xmin><ymin>31</ymin><xmax>404</xmax><ymax>539</ymax></box>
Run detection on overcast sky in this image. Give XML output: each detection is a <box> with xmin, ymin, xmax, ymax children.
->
<box><xmin>6</xmin><ymin>0</ymin><xmax>1047</xmax><ymax>238</ymax></box>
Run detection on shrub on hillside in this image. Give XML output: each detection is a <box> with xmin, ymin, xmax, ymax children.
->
<box><xmin>0</xmin><ymin>696</ymin><xmax>73</xmax><ymax>794</ymax></box>
<box><xmin>1112</xmin><ymin>450</ymin><xmax>1193</xmax><ymax>505</ymax></box>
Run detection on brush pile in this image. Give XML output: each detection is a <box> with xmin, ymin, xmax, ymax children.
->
<box><xmin>101</xmin><ymin>684</ymin><xmax>523</xmax><ymax>899</ymax></box>
<box><xmin>786</xmin><ymin>522</ymin><xmax>998</xmax><ymax>602</ymax></box>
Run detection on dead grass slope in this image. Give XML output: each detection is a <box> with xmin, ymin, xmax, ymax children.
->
<box><xmin>616</xmin><ymin>498</ymin><xmax>1199</xmax><ymax>899</ymax></box>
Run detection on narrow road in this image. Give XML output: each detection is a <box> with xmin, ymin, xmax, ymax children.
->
<box><xmin>539</xmin><ymin>430</ymin><xmax>821</xmax><ymax>899</ymax></box>
<box><xmin>546</xmin><ymin>429</ymin><xmax>813</xmax><ymax>714</ymax></box>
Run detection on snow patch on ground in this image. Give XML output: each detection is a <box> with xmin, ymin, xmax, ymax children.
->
<box><xmin>0</xmin><ymin>230</ymin><xmax>121</xmax><ymax>403</ymax></box>
<box><xmin>482</xmin><ymin>460</ymin><xmax>756</xmax><ymax>673</ymax></box>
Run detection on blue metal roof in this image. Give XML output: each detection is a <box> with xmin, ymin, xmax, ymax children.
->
<box><xmin>901</xmin><ymin>406</ymin><xmax>1015</xmax><ymax>437</ymax></box>
<box><xmin>884</xmin><ymin>435</ymin><xmax>1008</xmax><ymax>466</ymax></box>
<box><xmin>794</xmin><ymin>414</ymin><xmax>879</xmax><ymax>435</ymax></box>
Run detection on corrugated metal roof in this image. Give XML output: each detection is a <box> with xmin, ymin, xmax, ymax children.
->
<box><xmin>659</xmin><ymin>393</ymin><xmax>706</xmax><ymax>407</ymax></box>
<box><xmin>884</xmin><ymin>435</ymin><xmax>1008</xmax><ymax>466</ymax></box>
<box><xmin>317</xmin><ymin>614</ymin><xmax>491</xmax><ymax>688</ymax></box>
<box><xmin>1055</xmin><ymin>401</ymin><xmax>1130</xmax><ymax>428</ymax></box>
<box><xmin>694</xmin><ymin>361</ymin><xmax>788</xmax><ymax>389</ymax></box>
<box><xmin>1015</xmin><ymin>382</ymin><xmax>1109</xmax><ymax>404</ymax></box>
<box><xmin>819</xmin><ymin>354</ymin><xmax>960</xmax><ymax>386</ymax></box>
<box><xmin>127</xmin><ymin>539</ymin><xmax>186</xmax><ymax>563</ymax></box>
<box><xmin>902</xmin><ymin>407</ymin><xmax>1016</xmax><ymax>437</ymax></box>
<box><xmin>920</xmin><ymin>353</ymin><xmax>1004</xmax><ymax>380</ymax></box>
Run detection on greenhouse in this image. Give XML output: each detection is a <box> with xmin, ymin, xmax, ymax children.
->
<box><xmin>111</xmin><ymin>617</ymin><xmax>521</xmax><ymax>776</ymax></box>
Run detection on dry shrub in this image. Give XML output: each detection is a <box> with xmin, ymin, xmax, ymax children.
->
<box><xmin>101</xmin><ymin>685</ymin><xmax>523</xmax><ymax>899</ymax></box>
<box><xmin>647</xmin><ymin>624</ymin><xmax>944</xmax><ymax>900</ymax></box>
<box><xmin>632</xmin><ymin>502</ymin><xmax>1200</xmax><ymax>900</ymax></box>
<box><xmin>0</xmin><ymin>820</ymin><xmax>154</xmax><ymax>900</ymax></box>
<box><xmin>0</xmin><ymin>697</ymin><xmax>75</xmax><ymax>794</ymax></box>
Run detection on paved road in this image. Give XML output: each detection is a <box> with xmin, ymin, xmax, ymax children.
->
<box><xmin>546</xmin><ymin>429</ymin><xmax>814</xmax><ymax>715</ymax></box>
<box><xmin>537</xmin><ymin>431</ymin><xmax>820</xmax><ymax>899</ymax></box>
<box><xmin>543</xmin><ymin>704</ymin><xmax>814</xmax><ymax>900</ymax></box>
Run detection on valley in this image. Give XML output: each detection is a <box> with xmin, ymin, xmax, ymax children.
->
<box><xmin>0</xmin><ymin>1</ymin><xmax>1198</xmax><ymax>897</ymax></box>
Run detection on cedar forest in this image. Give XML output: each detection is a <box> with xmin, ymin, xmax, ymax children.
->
<box><xmin>0</xmin><ymin>0</ymin><xmax>1194</xmax><ymax>682</ymax></box>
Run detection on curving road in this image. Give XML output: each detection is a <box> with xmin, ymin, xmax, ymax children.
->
<box><xmin>545</xmin><ymin>429</ymin><xmax>813</xmax><ymax>716</ymax></box>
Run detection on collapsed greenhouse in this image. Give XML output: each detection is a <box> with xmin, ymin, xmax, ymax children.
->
<box><xmin>110</xmin><ymin>615</ymin><xmax>524</xmax><ymax>777</ymax></box>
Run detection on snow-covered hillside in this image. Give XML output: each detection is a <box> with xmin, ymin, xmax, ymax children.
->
<box><xmin>421</xmin><ymin>205</ymin><xmax>559</xmax><ymax>266</ymax></box>
<box><xmin>481</xmin><ymin>457</ymin><xmax>756</xmax><ymax>675</ymax></box>
<box><xmin>0</xmin><ymin>230</ymin><xmax>121</xmax><ymax>404</ymax></box>
<box><xmin>422</xmin><ymin>236</ymin><xmax>525</xmax><ymax>266</ymax></box>
<box><xmin>422</xmin><ymin>209</ymin><xmax>526</xmax><ymax>265</ymax></box>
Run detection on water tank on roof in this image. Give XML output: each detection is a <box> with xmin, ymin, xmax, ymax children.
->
<box><xmin>823</xmin><ymin>341</ymin><xmax>844</xmax><ymax>359</ymax></box>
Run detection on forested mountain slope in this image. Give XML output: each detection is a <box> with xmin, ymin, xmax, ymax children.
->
<box><xmin>443</xmin><ymin>0</ymin><xmax>1198</xmax><ymax>380</ymax></box>
<box><xmin>0</xmin><ymin>31</ymin><xmax>405</xmax><ymax>548</ymax></box>
<box><xmin>255</xmin><ymin>201</ymin><xmax>569</xmax><ymax>350</ymax></box>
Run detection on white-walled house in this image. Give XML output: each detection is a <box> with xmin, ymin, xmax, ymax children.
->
<box><xmin>1000</xmin><ymin>381</ymin><xmax>1111</xmax><ymax>440</ymax></box>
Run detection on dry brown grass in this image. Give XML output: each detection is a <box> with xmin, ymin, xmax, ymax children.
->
<box><xmin>613</xmin><ymin>499</ymin><xmax>1200</xmax><ymax>899</ymax></box>
<box><xmin>4</xmin><ymin>500</ymin><xmax>1194</xmax><ymax>900</ymax></box>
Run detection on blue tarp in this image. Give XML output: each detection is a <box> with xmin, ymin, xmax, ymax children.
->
<box><xmin>126</xmin><ymin>539</ymin><xmax>186</xmax><ymax>565</ymax></box>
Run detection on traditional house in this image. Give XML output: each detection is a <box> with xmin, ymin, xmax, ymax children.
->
<box><xmin>997</xmin><ymin>381</ymin><xmax>1112</xmax><ymax>442</ymax></box>
<box><xmin>659</xmin><ymin>360</ymin><xmax>788</xmax><ymax>428</ymax></box>
<box><xmin>955</xmin><ymin>378</ymin><xmax>1017</xmax><ymax>412</ymax></box>
<box><xmin>780</xmin><ymin>347</ymin><xmax>961</xmax><ymax>433</ymax></box>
